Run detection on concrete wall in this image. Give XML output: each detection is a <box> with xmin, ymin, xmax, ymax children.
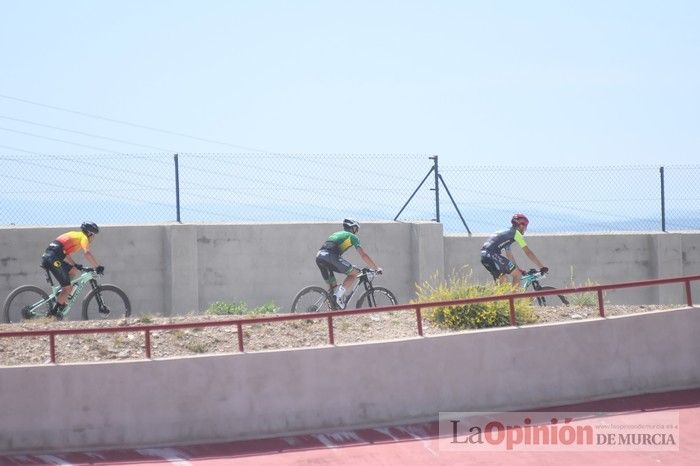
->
<box><xmin>1</xmin><ymin>307</ymin><xmax>698</xmax><ymax>453</ymax></box>
<box><xmin>1</xmin><ymin>224</ymin><xmax>699</xmax><ymax>318</ymax></box>
<box><xmin>445</xmin><ymin>231</ymin><xmax>700</xmax><ymax>304</ymax></box>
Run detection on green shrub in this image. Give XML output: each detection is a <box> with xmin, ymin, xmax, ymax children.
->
<box><xmin>253</xmin><ymin>302</ymin><xmax>280</xmax><ymax>314</ymax></box>
<box><xmin>414</xmin><ymin>270</ymin><xmax>537</xmax><ymax>330</ymax></box>
<box><xmin>568</xmin><ymin>266</ymin><xmax>602</xmax><ymax>306</ymax></box>
<box><xmin>205</xmin><ymin>301</ymin><xmax>279</xmax><ymax>315</ymax></box>
<box><xmin>137</xmin><ymin>314</ymin><xmax>154</xmax><ymax>324</ymax></box>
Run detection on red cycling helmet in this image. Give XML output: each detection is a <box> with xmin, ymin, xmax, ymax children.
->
<box><xmin>511</xmin><ymin>213</ymin><xmax>529</xmax><ymax>227</ymax></box>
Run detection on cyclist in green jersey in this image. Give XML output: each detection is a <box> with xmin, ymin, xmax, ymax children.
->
<box><xmin>316</xmin><ymin>219</ymin><xmax>382</xmax><ymax>309</ymax></box>
<box><xmin>480</xmin><ymin>213</ymin><xmax>548</xmax><ymax>286</ymax></box>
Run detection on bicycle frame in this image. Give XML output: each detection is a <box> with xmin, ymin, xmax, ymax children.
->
<box><xmin>338</xmin><ymin>269</ymin><xmax>375</xmax><ymax>303</ymax></box>
<box><xmin>40</xmin><ymin>270</ymin><xmax>99</xmax><ymax>318</ymax></box>
<box><xmin>520</xmin><ymin>269</ymin><xmax>570</xmax><ymax>306</ymax></box>
<box><xmin>520</xmin><ymin>270</ymin><xmax>545</xmax><ymax>291</ymax></box>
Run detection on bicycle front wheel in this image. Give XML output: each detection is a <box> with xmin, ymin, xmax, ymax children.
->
<box><xmin>3</xmin><ymin>285</ymin><xmax>52</xmax><ymax>323</ymax></box>
<box><xmin>355</xmin><ymin>287</ymin><xmax>398</xmax><ymax>308</ymax></box>
<box><xmin>534</xmin><ymin>286</ymin><xmax>570</xmax><ymax>306</ymax></box>
<box><xmin>291</xmin><ymin>286</ymin><xmax>333</xmax><ymax>313</ymax></box>
<box><xmin>82</xmin><ymin>284</ymin><xmax>131</xmax><ymax>320</ymax></box>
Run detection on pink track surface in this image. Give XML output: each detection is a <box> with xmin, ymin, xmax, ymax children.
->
<box><xmin>2</xmin><ymin>388</ymin><xmax>698</xmax><ymax>466</ymax></box>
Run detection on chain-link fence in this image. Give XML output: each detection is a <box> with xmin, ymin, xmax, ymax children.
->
<box><xmin>1</xmin><ymin>153</ymin><xmax>697</xmax><ymax>234</ymax></box>
<box><xmin>439</xmin><ymin>164</ymin><xmax>699</xmax><ymax>233</ymax></box>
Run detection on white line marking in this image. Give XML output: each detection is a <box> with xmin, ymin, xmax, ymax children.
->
<box><xmin>34</xmin><ymin>455</ymin><xmax>73</xmax><ymax>465</ymax></box>
<box><xmin>136</xmin><ymin>448</ymin><xmax>192</xmax><ymax>466</ymax></box>
<box><xmin>397</xmin><ymin>424</ymin><xmax>438</xmax><ymax>457</ymax></box>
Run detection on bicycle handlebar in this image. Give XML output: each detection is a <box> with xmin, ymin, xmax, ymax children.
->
<box><xmin>360</xmin><ymin>267</ymin><xmax>382</xmax><ymax>274</ymax></box>
<box><xmin>521</xmin><ymin>268</ymin><xmax>546</xmax><ymax>279</ymax></box>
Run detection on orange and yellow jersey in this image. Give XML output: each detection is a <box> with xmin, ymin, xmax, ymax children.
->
<box><xmin>55</xmin><ymin>231</ymin><xmax>90</xmax><ymax>255</ymax></box>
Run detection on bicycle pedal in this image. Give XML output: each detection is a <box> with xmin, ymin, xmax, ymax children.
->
<box><xmin>333</xmin><ymin>295</ymin><xmax>346</xmax><ymax>310</ymax></box>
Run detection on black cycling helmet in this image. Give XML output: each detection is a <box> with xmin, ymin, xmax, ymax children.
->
<box><xmin>81</xmin><ymin>222</ymin><xmax>100</xmax><ymax>235</ymax></box>
<box><xmin>343</xmin><ymin>218</ymin><xmax>360</xmax><ymax>232</ymax></box>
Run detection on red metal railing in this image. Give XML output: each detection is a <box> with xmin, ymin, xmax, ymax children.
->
<box><xmin>1</xmin><ymin>274</ymin><xmax>698</xmax><ymax>364</ymax></box>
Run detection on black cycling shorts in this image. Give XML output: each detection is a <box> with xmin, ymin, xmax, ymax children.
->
<box><xmin>41</xmin><ymin>243</ymin><xmax>72</xmax><ymax>287</ymax></box>
<box><xmin>480</xmin><ymin>250</ymin><xmax>516</xmax><ymax>280</ymax></box>
<box><xmin>316</xmin><ymin>249</ymin><xmax>353</xmax><ymax>285</ymax></box>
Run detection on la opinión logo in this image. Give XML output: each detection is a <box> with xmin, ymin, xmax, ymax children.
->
<box><xmin>438</xmin><ymin>411</ymin><xmax>679</xmax><ymax>452</ymax></box>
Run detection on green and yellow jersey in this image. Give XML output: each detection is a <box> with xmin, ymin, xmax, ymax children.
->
<box><xmin>322</xmin><ymin>230</ymin><xmax>361</xmax><ymax>255</ymax></box>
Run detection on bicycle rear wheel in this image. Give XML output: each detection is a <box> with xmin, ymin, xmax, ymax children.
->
<box><xmin>355</xmin><ymin>287</ymin><xmax>398</xmax><ymax>308</ymax></box>
<box><xmin>82</xmin><ymin>284</ymin><xmax>131</xmax><ymax>320</ymax></box>
<box><xmin>3</xmin><ymin>285</ymin><xmax>52</xmax><ymax>323</ymax></box>
<box><xmin>291</xmin><ymin>286</ymin><xmax>333</xmax><ymax>313</ymax></box>
<box><xmin>535</xmin><ymin>286</ymin><xmax>570</xmax><ymax>306</ymax></box>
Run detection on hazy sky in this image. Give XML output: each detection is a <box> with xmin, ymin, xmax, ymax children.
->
<box><xmin>1</xmin><ymin>0</ymin><xmax>698</xmax><ymax>166</ymax></box>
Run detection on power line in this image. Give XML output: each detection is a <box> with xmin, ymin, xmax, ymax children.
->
<box><xmin>0</xmin><ymin>126</ymin><xmax>122</xmax><ymax>153</ymax></box>
<box><xmin>0</xmin><ymin>93</ymin><xmax>269</xmax><ymax>153</ymax></box>
<box><xmin>0</xmin><ymin>115</ymin><xmax>176</xmax><ymax>152</ymax></box>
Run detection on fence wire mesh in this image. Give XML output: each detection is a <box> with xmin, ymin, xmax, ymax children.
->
<box><xmin>440</xmin><ymin>165</ymin><xmax>699</xmax><ymax>233</ymax></box>
<box><xmin>0</xmin><ymin>153</ymin><xmax>697</xmax><ymax>234</ymax></box>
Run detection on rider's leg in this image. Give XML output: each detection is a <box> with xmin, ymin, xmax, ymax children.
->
<box><xmin>327</xmin><ymin>273</ymin><xmax>337</xmax><ymax>294</ymax></box>
<box><xmin>336</xmin><ymin>268</ymin><xmax>358</xmax><ymax>298</ymax></box>
<box><xmin>481</xmin><ymin>254</ymin><xmax>503</xmax><ymax>284</ymax></box>
<box><xmin>511</xmin><ymin>268</ymin><xmax>523</xmax><ymax>286</ymax></box>
<box><xmin>47</xmin><ymin>263</ymin><xmax>79</xmax><ymax>317</ymax></box>
<box><xmin>56</xmin><ymin>267</ymin><xmax>79</xmax><ymax>306</ymax></box>
<box><xmin>316</xmin><ymin>254</ymin><xmax>337</xmax><ymax>292</ymax></box>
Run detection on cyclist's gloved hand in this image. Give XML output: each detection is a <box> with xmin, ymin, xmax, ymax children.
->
<box><xmin>376</xmin><ymin>267</ymin><xmax>383</xmax><ymax>275</ymax></box>
<box><xmin>73</xmin><ymin>263</ymin><xmax>84</xmax><ymax>271</ymax></box>
<box><xmin>540</xmin><ymin>266</ymin><xmax>549</xmax><ymax>275</ymax></box>
<box><xmin>96</xmin><ymin>265</ymin><xmax>105</xmax><ymax>275</ymax></box>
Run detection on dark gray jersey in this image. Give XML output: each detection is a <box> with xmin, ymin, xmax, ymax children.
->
<box><xmin>481</xmin><ymin>227</ymin><xmax>526</xmax><ymax>254</ymax></box>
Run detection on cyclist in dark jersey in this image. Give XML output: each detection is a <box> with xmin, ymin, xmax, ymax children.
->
<box><xmin>316</xmin><ymin>219</ymin><xmax>382</xmax><ymax>309</ymax></box>
<box><xmin>481</xmin><ymin>213</ymin><xmax>548</xmax><ymax>285</ymax></box>
<box><xmin>41</xmin><ymin>222</ymin><xmax>105</xmax><ymax>317</ymax></box>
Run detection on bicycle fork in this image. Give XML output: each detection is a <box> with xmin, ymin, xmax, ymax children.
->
<box><xmin>90</xmin><ymin>279</ymin><xmax>109</xmax><ymax>314</ymax></box>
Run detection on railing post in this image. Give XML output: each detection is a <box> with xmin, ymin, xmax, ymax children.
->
<box><xmin>327</xmin><ymin>316</ymin><xmax>335</xmax><ymax>345</ymax></box>
<box><xmin>416</xmin><ymin>306</ymin><xmax>424</xmax><ymax>336</ymax></box>
<box><xmin>237</xmin><ymin>323</ymin><xmax>244</xmax><ymax>352</ymax></box>
<box><xmin>685</xmin><ymin>280</ymin><xmax>692</xmax><ymax>306</ymax></box>
<box><xmin>598</xmin><ymin>289</ymin><xmax>605</xmax><ymax>317</ymax></box>
<box><xmin>49</xmin><ymin>334</ymin><xmax>56</xmax><ymax>363</ymax></box>
<box><xmin>145</xmin><ymin>330</ymin><xmax>152</xmax><ymax>359</ymax></box>
<box><xmin>509</xmin><ymin>297</ymin><xmax>516</xmax><ymax>325</ymax></box>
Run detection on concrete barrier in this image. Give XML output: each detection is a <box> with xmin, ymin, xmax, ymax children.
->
<box><xmin>1</xmin><ymin>307</ymin><xmax>698</xmax><ymax>453</ymax></box>
<box><xmin>1</xmin><ymin>223</ymin><xmax>699</xmax><ymax>318</ymax></box>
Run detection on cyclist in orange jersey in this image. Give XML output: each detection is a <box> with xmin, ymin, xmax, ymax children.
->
<box><xmin>40</xmin><ymin>222</ymin><xmax>104</xmax><ymax>318</ymax></box>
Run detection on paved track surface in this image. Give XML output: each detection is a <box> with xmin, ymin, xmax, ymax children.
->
<box><xmin>2</xmin><ymin>388</ymin><xmax>698</xmax><ymax>465</ymax></box>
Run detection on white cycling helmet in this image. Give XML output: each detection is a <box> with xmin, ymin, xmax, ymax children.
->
<box><xmin>343</xmin><ymin>218</ymin><xmax>360</xmax><ymax>232</ymax></box>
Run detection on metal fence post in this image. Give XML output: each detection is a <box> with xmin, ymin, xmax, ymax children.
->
<box><xmin>660</xmin><ymin>166</ymin><xmax>666</xmax><ymax>232</ymax></box>
<box><xmin>431</xmin><ymin>155</ymin><xmax>440</xmax><ymax>222</ymax></box>
<box><xmin>174</xmin><ymin>153</ymin><xmax>181</xmax><ymax>223</ymax></box>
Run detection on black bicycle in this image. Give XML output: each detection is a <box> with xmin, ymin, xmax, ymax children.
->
<box><xmin>520</xmin><ymin>269</ymin><xmax>570</xmax><ymax>306</ymax></box>
<box><xmin>291</xmin><ymin>268</ymin><xmax>397</xmax><ymax>312</ymax></box>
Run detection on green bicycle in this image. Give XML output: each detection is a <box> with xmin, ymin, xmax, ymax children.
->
<box><xmin>2</xmin><ymin>267</ymin><xmax>131</xmax><ymax>323</ymax></box>
<box><xmin>520</xmin><ymin>268</ymin><xmax>569</xmax><ymax>306</ymax></box>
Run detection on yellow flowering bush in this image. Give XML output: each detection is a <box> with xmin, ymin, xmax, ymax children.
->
<box><xmin>414</xmin><ymin>269</ymin><xmax>537</xmax><ymax>330</ymax></box>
